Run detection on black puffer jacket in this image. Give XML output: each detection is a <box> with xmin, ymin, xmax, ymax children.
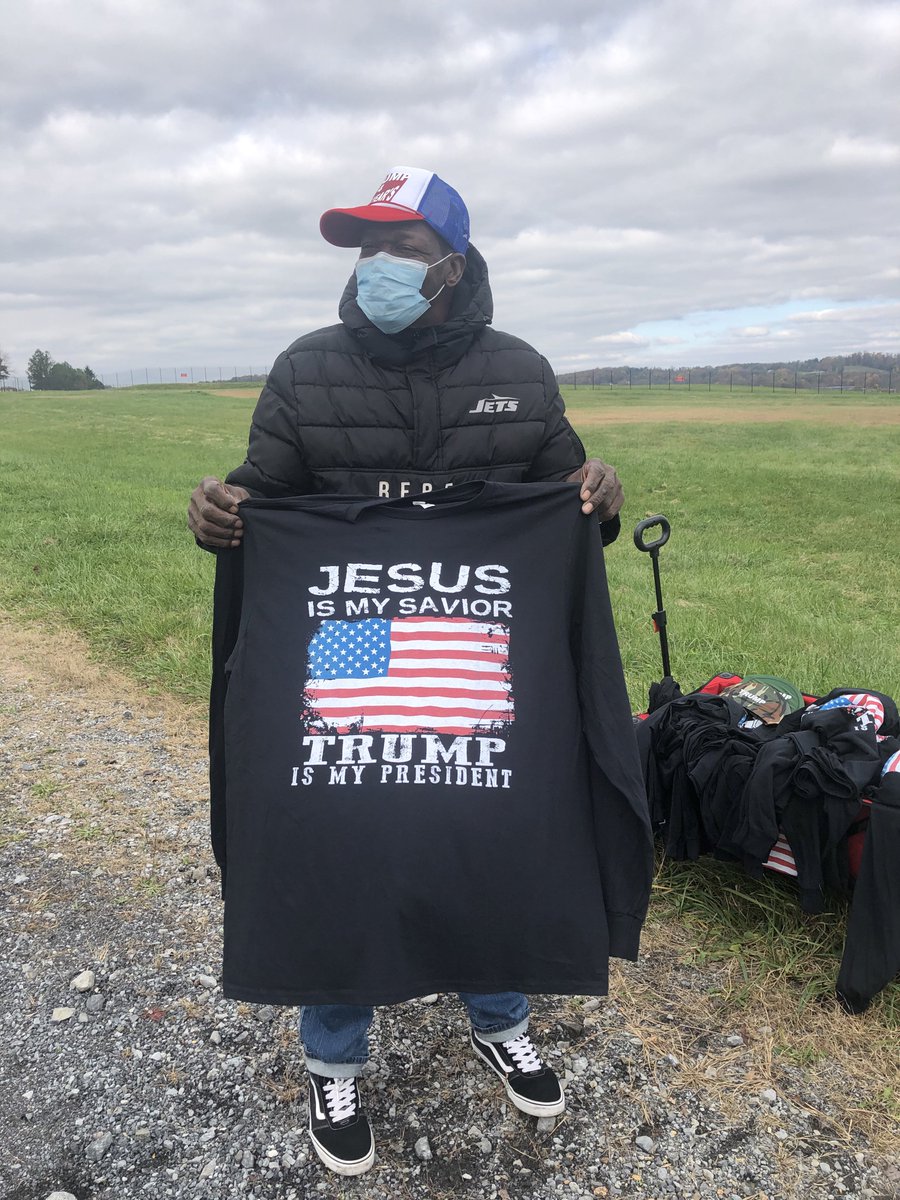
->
<box><xmin>226</xmin><ymin>244</ymin><xmax>619</xmax><ymax>544</ymax></box>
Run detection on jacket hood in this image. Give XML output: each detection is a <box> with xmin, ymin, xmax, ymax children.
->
<box><xmin>338</xmin><ymin>243</ymin><xmax>493</xmax><ymax>368</ymax></box>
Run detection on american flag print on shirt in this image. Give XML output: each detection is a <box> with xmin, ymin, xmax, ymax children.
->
<box><xmin>303</xmin><ymin>616</ymin><xmax>514</xmax><ymax>736</ymax></box>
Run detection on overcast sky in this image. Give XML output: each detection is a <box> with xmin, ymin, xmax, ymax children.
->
<box><xmin>2</xmin><ymin>0</ymin><xmax>898</xmax><ymax>380</ymax></box>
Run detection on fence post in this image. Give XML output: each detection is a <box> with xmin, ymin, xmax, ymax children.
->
<box><xmin>794</xmin><ymin>370</ymin><xmax>797</xmax><ymax>393</ymax></box>
<box><xmin>840</xmin><ymin>367</ymin><xmax>844</xmax><ymax>394</ymax></box>
<box><xmin>708</xmin><ymin>371</ymin><xmax>712</xmax><ymax>392</ymax></box>
<box><xmin>730</xmin><ymin>371</ymin><xmax>733</xmax><ymax>392</ymax></box>
<box><xmin>817</xmin><ymin>372</ymin><xmax>821</xmax><ymax>394</ymax></box>
<box><xmin>628</xmin><ymin>369</ymin><xmax>632</xmax><ymax>389</ymax></box>
<box><xmin>688</xmin><ymin>369</ymin><xmax>691</xmax><ymax>390</ymax></box>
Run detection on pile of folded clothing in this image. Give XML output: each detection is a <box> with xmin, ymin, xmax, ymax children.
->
<box><xmin>635</xmin><ymin>676</ymin><xmax>900</xmax><ymax>1011</ymax></box>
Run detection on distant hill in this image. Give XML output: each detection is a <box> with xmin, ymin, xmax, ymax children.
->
<box><xmin>557</xmin><ymin>353</ymin><xmax>899</xmax><ymax>390</ymax></box>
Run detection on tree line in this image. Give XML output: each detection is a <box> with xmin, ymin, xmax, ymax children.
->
<box><xmin>0</xmin><ymin>347</ymin><xmax>105</xmax><ymax>390</ymax></box>
<box><xmin>25</xmin><ymin>349</ymin><xmax>105</xmax><ymax>390</ymax></box>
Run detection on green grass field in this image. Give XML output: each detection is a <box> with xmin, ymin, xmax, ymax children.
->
<box><xmin>2</xmin><ymin>383</ymin><xmax>899</xmax><ymax>1027</ymax></box>
<box><xmin>2</xmin><ymin>384</ymin><xmax>897</xmax><ymax>707</ymax></box>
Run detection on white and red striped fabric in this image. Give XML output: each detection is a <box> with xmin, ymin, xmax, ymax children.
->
<box><xmin>304</xmin><ymin>616</ymin><xmax>514</xmax><ymax>735</ymax></box>
<box><xmin>764</xmin><ymin>835</ymin><xmax>798</xmax><ymax>877</ymax></box>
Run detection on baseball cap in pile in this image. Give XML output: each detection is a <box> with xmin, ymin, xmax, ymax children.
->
<box><xmin>719</xmin><ymin>675</ymin><xmax>805</xmax><ymax>724</ymax></box>
<box><xmin>320</xmin><ymin>166</ymin><xmax>470</xmax><ymax>254</ymax></box>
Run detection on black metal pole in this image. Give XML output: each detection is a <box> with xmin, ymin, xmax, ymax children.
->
<box><xmin>650</xmin><ymin>550</ymin><xmax>671</xmax><ymax>677</ymax></box>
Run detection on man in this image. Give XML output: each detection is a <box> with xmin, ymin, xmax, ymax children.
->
<box><xmin>189</xmin><ymin>167</ymin><xmax>626</xmax><ymax>1177</ymax></box>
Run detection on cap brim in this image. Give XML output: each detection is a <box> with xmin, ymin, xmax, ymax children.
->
<box><xmin>320</xmin><ymin>205</ymin><xmax>425</xmax><ymax>247</ymax></box>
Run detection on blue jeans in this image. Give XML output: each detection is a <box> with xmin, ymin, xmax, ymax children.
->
<box><xmin>300</xmin><ymin>992</ymin><xmax>530</xmax><ymax>1078</ymax></box>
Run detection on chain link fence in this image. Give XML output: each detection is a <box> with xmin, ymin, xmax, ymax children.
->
<box><xmin>1</xmin><ymin>366</ymin><xmax>269</xmax><ymax>391</ymax></box>
<box><xmin>556</xmin><ymin>366</ymin><xmax>896</xmax><ymax>392</ymax></box>
<box><xmin>2</xmin><ymin>364</ymin><xmax>896</xmax><ymax>393</ymax></box>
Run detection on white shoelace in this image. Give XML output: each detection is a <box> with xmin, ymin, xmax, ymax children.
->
<box><xmin>323</xmin><ymin>1077</ymin><xmax>358</xmax><ymax>1122</ymax></box>
<box><xmin>503</xmin><ymin>1033</ymin><xmax>543</xmax><ymax>1074</ymax></box>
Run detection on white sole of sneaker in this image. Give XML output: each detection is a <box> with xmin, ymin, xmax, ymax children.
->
<box><xmin>470</xmin><ymin>1033</ymin><xmax>566</xmax><ymax>1118</ymax></box>
<box><xmin>308</xmin><ymin>1121</ymin><xmax>375</xmax><ymax>1176</ymax></box>
<box><xmin>502</xmin><ymin>1083</ymin><xmax>566</xmax><ymax>1119</ymax></box>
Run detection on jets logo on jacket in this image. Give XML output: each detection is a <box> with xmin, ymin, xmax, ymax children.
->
<box><xmin>469</xmin><ymin>395</ymin><xmax>519</xmax><ymax>413</ymax></box>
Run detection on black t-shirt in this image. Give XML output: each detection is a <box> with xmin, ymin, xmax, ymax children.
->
<box><xmin>220</xmin><ymin>481</ymin><xmax>652</xmax><ymax>1005</ymax></box>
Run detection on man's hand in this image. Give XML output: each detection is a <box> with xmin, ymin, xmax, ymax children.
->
<box><xmin>566</xmin><ymin>459</ymin><xmax>624</xmax><ymax>519</ymax></box>
<box><xmin>188</xmin><ymin>477</ymin><xmax>251</xmax><ymax>548</ymax></box>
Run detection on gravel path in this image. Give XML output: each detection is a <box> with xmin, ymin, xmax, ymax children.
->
<box><xmin>1</xmin><ymin>616</ymin><xmax>897</xmax><ymax>1200</ymax></box>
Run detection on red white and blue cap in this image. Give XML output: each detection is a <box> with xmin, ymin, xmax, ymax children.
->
<box><xmin>320</xmin><ymin>166</ymin><xmax>470</xmax><ymax>254</ymax></box>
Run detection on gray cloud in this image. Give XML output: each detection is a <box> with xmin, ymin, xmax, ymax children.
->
<box><xmin>1</xmin><ymin>0</ymin><xmax>898</xmax><ymax>379</ymax></box>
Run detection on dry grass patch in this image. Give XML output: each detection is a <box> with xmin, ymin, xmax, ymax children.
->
<box><xmin>571</xmin><ymin>404</ymin><xmax>900</xmax><ymax>426</ymax></box>
<box><xmin>608</xmin><ymin>914</ymin><xmax>900</xmax><ymax>1159</ymax></box>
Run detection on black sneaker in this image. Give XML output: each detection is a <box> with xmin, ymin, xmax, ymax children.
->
<box><xmin>308</xmin><ymin>1072</ymin><xmax>375</xmax><ymax>1176</ymax></box>
<box><xmin>470</xmin><ymin>1028</ymin><xmax>565</xmax><ymax>1117</ymax></box>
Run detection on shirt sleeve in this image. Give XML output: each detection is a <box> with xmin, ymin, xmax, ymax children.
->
<box><xmin>835</xmin><ymin>773</ymin><xmax>900</xmax><ymax>1012</ymax></box>
<box><xmin>225</xmin><ymin>352</ymin><xmax>312</xmax><ymax>498</ymax></box>
<box><xmin>524</xmin><ymin>355</ymin><xmax>586</xmax><ymax>483</ymax></box>
<box><xmin>570</xmin><ymin>515</ymin><xmax>654</xmax><ymax>959</ymax></box>
<box><xmin>525</xmin><ymin>356</ymin><xmax>620</xmax><ymax>546</ymax></box>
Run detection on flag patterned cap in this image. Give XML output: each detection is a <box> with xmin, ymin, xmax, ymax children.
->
<box><xmin>320</xmin><ymin>166</ymin><xmax>470</xmax><ymax>254</ymax></box>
